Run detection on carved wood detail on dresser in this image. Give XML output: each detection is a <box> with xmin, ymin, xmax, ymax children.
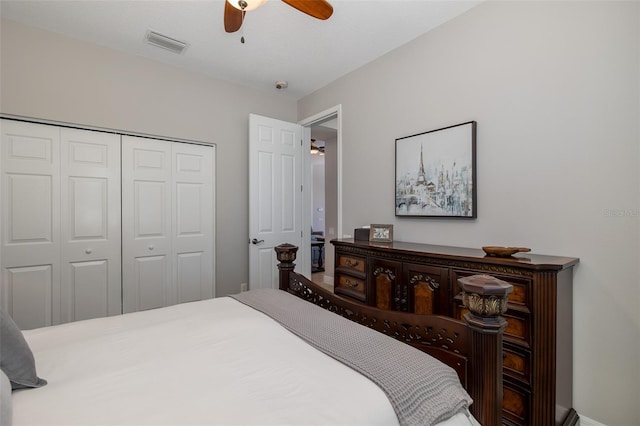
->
<box><xmin>332</xmin><ymin>238</ymin><xmax>579</xmax><ymax>426</ymax></box>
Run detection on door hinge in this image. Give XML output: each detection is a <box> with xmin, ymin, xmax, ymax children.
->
<box><xmin>301</xmin><ymin>184</ymin><xmax>303</xmax><ymax>192</ymax></box>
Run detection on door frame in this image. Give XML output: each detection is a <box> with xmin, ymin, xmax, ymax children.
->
<box><xmin>299</xmin><ymin>105</ymin><xmax>343</xmax><ymax>280</ymax></box>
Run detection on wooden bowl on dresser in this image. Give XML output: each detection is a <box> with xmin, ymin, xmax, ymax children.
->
<box><xmin>482</xmin><ymin>246</ymin><xmax>531</xmax><ymax>257</ymax></box>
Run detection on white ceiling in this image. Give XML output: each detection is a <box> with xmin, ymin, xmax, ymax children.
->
<box><xmin>0</xmin><ymin>0</ymin><xmax>480</xmax><ymax>100</ymax></box>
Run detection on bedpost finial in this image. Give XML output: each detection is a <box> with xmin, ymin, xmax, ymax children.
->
<box><xmin>275</xmin><ymin>244</ymin><xmax>297</xmax><ymax>291</ymax></box>
<box><xmin>459</xmin><ymin>274</ymin><xmax>512</xmax><ymax>335</ymax></box>
<box><xmin>275</xmin><ymin>243</ymin><xmax>298</xmax><ymax>264</ymax></box>
<box><xmin>459</xmin><ymin>274</ymin><xmax>512</xmax><ymax>318</ymax></box>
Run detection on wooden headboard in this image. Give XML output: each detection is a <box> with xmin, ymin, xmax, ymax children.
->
<box><xmin>275</xmin><ymin>243</ymin><xmax>512</xmax><ymax>426</ymax></box>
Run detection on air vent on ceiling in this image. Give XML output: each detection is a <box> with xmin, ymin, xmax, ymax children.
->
<box><xmin>145</xmin><ymin>30</ymin><xmax>189</xmax><ymax>54</ymax></box>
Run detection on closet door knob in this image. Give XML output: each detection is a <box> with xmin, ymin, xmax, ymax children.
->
<box><xmin>85</xmin><ymin>248</ymin><xmax>92</xmax><ymax>254</ymax></box>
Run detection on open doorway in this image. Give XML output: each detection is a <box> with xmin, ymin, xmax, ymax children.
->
<box><xmin>310</xmin><ymin>120</ymin><xmax>336</xmax><ymax>288</ymax></box>
<box><xmin>300</xmin><ymin>106</ymin><xmax>341</xmax><ymax>288</ymax></box>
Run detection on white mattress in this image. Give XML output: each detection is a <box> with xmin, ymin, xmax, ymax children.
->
<box><xmin>13</xmin><ymin>296</ymin><xmax>478</xmax><ymax>426</ymax></box>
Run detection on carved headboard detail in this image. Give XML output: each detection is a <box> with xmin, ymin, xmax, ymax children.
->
<box><xmin>286</xmin><ymin>274</ymin><xmax>470</xmax><ymax>382</ymax></box>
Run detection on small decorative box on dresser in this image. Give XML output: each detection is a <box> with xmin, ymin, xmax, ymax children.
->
<box><xmin>332</xmin><ymin>239</ymin><xmax>580</xmax><ymax>426</ymax></box>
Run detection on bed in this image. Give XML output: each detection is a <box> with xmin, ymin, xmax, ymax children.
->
<box><xmin>1</xmin><ymin>244</ymin><xmax>511</xmax><ymax>426</ymax></box>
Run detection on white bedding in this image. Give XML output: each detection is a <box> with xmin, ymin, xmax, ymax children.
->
<box><xmin>13</xmin><ymin>296</ymin><xmax>478</xmax><ymax>426</ymax></box>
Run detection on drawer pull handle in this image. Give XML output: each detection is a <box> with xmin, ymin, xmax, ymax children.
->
<box><xmin>345</xmin><ymin>279</ymin><xmax>358</xmax><ymax>288</ymax></box>
<box><xmin>345</xmin><ymin>259</ymin><xmax>359</xmax><ymax>267</ymax></box>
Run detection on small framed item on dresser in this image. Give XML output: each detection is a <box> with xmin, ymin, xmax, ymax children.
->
<box><xmin>369</xmin><ymin>224</ymin><xmax>393</xmax><ymax>242</ymax></box>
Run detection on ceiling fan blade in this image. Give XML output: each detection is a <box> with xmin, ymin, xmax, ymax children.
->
<box><xmin>224</xmin><ymin>1</ymin><xmax>245</xmax><ymax>33</ymax></box>
<box><xmin>281</xmin><ymin>0</ymin><xmax>333</xmax><ymax>20</ymax></box>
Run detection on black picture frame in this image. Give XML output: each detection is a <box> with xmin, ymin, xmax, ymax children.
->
<box><xmin>395</xmin><ymin>121</ymin><xmax>477</xmax><ymax>218</ymax></box>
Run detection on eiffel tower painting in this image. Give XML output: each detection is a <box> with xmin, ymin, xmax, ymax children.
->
<box><xmin>395</xmin><ymin>121</ymin><xmax>477</xmax><ymax>218</ymax></box>
<box><xmin>416</xmin><ymin>144</ymin><xmax>428</xmax><ymax>186</ymax></box>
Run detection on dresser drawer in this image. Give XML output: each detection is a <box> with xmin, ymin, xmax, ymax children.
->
<box><xmin>334</xmin><ymin>273</ymin><xmax>367</xmax><ymax>302</ymax></box>
<box><xmin>503</xmin><ymin>341</ymin><xmax>531</xmax><ymax>385</ymax></box>
<box><xmin>506</xmin><ymin>279</ymin><xmax>530</xmax><ymax>308</ymax></box>
<box><xmin>503</xmin><ymin>309</ymin><xmax>531</xmax><ymax>347</ymax></box>
<box><xmin>502</xmin><ymin>379</ymin><xmax>531</xmax><ymax>426</ymax></box>
<box><xmin>336</xmin><ymin>253</ymin><xmax>366</xmax><ymax>274</ymax></box>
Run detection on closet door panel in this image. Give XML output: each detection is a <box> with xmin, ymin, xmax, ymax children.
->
<box><xmin>1</xmin><ymin>120</ymin><xmax>61</xmax><ymax>328</ymax></box>
<box><xmin>122</xmin><ymin>136</ymin><xmax>172</xmax><ymax>313</ymax></box>
<box><xmin>176</xmin><ymin>251</ymin><xmax>203</xmax><ymax>303</ymax></box>
<box><xmin>60</xmin><ymin>128</ymin><xmax>121</xmax><ymax>322</ymax></box>
<box><xmin>133</xmin><ymin>255</ymin><xmax>167</xmax><ymax>311</ymax></box>
<box><xmin>68</xmin><ymin>177</ymin><xmax>107</xmax><ymax>238</ymax></box>
<box><xmin>3</xmin><ymin>174</ymin><xmax>54</xmax><ymax>261</ymax></box>
<box><xmin>68</xmin><ymin>260</ymin><xmax>109</xmax><ymax>321</ymax></box>
<box><xmin>135</xmin><ymin>181</ymin><xmax>167</xmax><ymax>237</ymax></box>
<box><xmin>172</xmin><ymin>143</ymin><xmax>214</xmax><ymax>302</ymax></box>
<box><xmin>3</xmin><ymin>265</ymin><xmax>53</xmax><ymax>330</ymax></box>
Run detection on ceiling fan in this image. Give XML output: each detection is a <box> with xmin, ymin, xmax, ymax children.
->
<box><xmin>310</xmin><ymin>139</ymin><xmax>325</xmax><ymax>155</ymax></box>
<box><xmin>224</xmin><ymin>0</ymin><xmax>333</xmax><ymax>33</ymax></box>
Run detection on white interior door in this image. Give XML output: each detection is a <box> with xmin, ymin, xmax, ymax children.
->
<box><xmin>249</xmin><ymin>114</ymin><xmax>305</xmax><ymax>289</ymax></box>
<box><xmin>60</xmin><ymin>128</ymin><xmax>121</xmax><ymax>323</ymax></box>
<box><xmin>1</xmin><ymin>120</ymin><xmax>61</xmax><ymax>329</ymax></box>
<box><xmin>122</xmin><ymin>136</ymin><xmax>172</xmax><ymax>313</ymax></box>
<box><xmin>122</xmin><ymin>136</ymin><xmax>215</xmax><ymax>313</ymax></box>
<box><xmin>172</xmin><ymin>142</ymin><xmax>214</xmax><ymax>303</ymax></box>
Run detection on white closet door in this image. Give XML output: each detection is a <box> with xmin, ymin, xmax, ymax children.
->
<box><xmin>172</xmin><ymin>143</ymin><xmax>214</xmax><ymax>303</ymax></box>
<box><xmin>121</xmin><ymin>136</ymin><xmax>172</xmax><ymax>313</ymax></box>
<box><xmin>122</xmin><ymin>136</ymin><xmax>214</xmax><ymax>313</ymax></box>
<box><xmin>2</xmin><ymin>121</ymin><xmax>214</xmax><ymax>325</ymax></box>
<box><xmin>1</xmin><ymin>120</ymin><xmax>61</xmax><ymax>329</ymax></box>
<box><xmin>60</xmin><ymin>128</ymin><xmax>121</xmax><ymax>322</ymax></box>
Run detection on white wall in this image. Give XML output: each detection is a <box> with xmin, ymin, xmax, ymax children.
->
<box><xmin>0</xmin><ymin>19</ymin><xmax>298</xmax><ymax>297</ymax></box>
<box><xmin>298</xmin><ymin>1</ymin><xmax>639</xmax><ymax>425</ymax></box>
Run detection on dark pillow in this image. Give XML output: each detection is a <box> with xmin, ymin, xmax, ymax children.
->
<box><xmin>0</xmin><ymin>309</ymin><xmax>47</xmax><ymax>390</ymax></box>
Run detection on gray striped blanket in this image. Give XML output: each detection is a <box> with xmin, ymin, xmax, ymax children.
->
<box><xmin>231</xmin><ymin>289</ymin><xmax>472</xmax><ymax>426</ymax></box>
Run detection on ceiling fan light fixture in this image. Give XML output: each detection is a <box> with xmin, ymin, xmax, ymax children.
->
<box><xmin>228</xmin><ymin>0</ymin><xmax>267</xmax><ymax>11</ymax></box>
<box><xmin>310</xmin><ymin>139</ymin><xmax>325</xmax><ymax>155</ymax></box>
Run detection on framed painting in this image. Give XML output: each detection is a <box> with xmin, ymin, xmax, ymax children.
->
<box><xmin>395</xmin><ymin>121</ymin><xmax>477</xmax><ymax>218</ymax></box>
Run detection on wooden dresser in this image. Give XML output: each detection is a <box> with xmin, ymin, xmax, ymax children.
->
<box><xmin>332</xmin><ymin>239</ymin><xmax>579</xmax><ymax>426</ymax></box>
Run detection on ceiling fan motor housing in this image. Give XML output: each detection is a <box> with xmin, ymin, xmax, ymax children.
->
<box><xmin>225</xmin><ymin>0</ymin><xmax>333</xmax><ymax>33</ymax></box>
<box><xmin>230</xmin><ymin>0</ymin><xmax>266</xmax><ymax>11</ymax></box>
